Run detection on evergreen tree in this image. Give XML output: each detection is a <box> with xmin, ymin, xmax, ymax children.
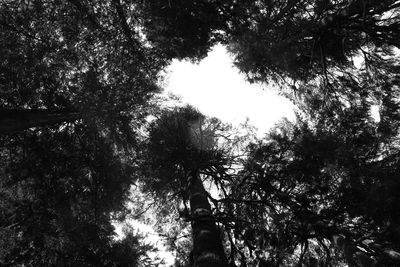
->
<box><xmin>142</xmin><ymin>106</ymin><xmax>234</xmax><ymax>267</ymax></box>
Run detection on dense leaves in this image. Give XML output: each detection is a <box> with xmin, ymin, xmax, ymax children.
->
<box><xmin>140</xmin><ymin>0</ymin><xmax>400</xmax><ymax>87</ymax></box>
<box><xmin>0</xmin><ymin>1</ymin><xmax>167</xmax><ymax>265</ymax></box>
<box><xmin>139</xmin><ymin>0</ymin><xmax>227</xmax><ymax>60</ymax></box>
<box><xmin>143</xmin><ymin>106</ymin><xmax>229</xmax><ymax>195</ymax></box>
<box><xmin>0</xmin><ymin>125</ymin><xmax>154</xmax><ymax>266</ymax></box>
<box><xmin>0</xmin><ymin>0</ymin><xmax>164</xmax><ymax>143</ymax></box>
<box><xmin>220</xmin><ymin>89</ymin><xmax>400</xmax><ymax>266</ymax></box>
<box><xmin>227</xmin><ymin>0</ymin><xmax>400</xmax><ymax>82</ymax></box>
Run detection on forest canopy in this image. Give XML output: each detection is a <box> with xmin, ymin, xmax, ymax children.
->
<box><xmin>1</xmin><ymin>0</ymin><xmax>400</xmax><ymax>266</ymax></box>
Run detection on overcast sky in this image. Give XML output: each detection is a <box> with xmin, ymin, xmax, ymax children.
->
<box><xmin>164</xmin><ymin>44</ymin><xmax>295</xmax><ymax>136</ymax></box>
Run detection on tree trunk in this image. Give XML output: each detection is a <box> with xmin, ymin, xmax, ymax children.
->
<box><xmin>0</xmin><ymin>109</ymin><xmax>82</xmax><ymax>133</ymax></box>
<box><xmin>188</xmin><ymin>171</ymin><xmax>228</xmax><ymax>267</ymax></box>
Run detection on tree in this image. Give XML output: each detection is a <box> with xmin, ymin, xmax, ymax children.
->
<box><xmin>0</xmin><ymin>120</ymin><xmax>172</xmax><ymax>266</ymax></box>
<box><xmin>182</xmin><ymin>58</ymin><xmax>400</xmax><ymax>266</ymax></box>
<box><xmin>0</xmin><ymin>123</ymin><xmax>158</xmax><ymax>266</ymax></box>
<box><xmin>137</xmin><ymin>0</ymin><xmax>400</xmax><ymax>89</ymax></box>
<box><xmin>142</xmin><ymin>106</ymin><xmax>231</xmax><ymax>267</ymax></box>
<box><xmin>2</xmin><ymin>1</ymin><xmax>400</xmax><ymax>266</ymax></box>
<box><xmin>138</xmin><ymin>0</ymin><xmax>227</xmax><ymax>60</ymax></box>
<box><xmin>226</xmin><ymin>0</ymin><xmax>400</xmax><ymax>82</ymax></box>
<box><xmin>0</xmin><ymin>0</ymin><xmax>165</xmax><ymax>138</ymax></box>
<box><xmin>220</xmin><ymin>83</ymin><xmax>400</xmax><ymax>266</ymax></box>
<box><xmin>0</xmin><ymin>2</ymin><xmax>172</xmax><ymax>265</ymax></box>
<box><xmin>0</xmin><ymin>109</ymin><xmax>82</xmax><ymax>133</ymax></box>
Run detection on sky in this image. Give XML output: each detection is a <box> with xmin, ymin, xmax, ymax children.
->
<box><xmin>164</xmin><ymin>44</ymin><xmax>295</xmax><ymax>136</ymax></box>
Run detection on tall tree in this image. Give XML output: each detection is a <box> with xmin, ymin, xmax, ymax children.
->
<box><xmin>142</xmin><ymin>106</ymin><xmax>232</xmax><ymax>267</ymax></box>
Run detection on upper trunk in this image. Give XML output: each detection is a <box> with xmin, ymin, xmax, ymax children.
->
<box><xmin>0</xmin><ymin>109</ymin><xmax>82</xmax><ymax>133</ymax></box>
<box><xmin>188</xmin><ymin>171</ymin><xmax>228</xmax><ymax>267</ymax></box>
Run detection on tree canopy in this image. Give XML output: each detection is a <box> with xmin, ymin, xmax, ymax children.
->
<box><xmin>1</xmin><ymin>1</ymin><xmax>400</xmax><ymax>266</ymax></box>
<box><xmin>1</xmin><ymin>0</ymin><xmax>168</xmax><ymax>265</ymax></box>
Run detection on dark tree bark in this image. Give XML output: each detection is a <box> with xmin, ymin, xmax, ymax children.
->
<box><xmin>188</xmin><ymin>171</ymin><xmax>228</xmax><ymax>267</ymax></box>
<box><xmin>0</xmin><ymin>109</ymin><xmax>82</xmax><ymax>133</ymax></box>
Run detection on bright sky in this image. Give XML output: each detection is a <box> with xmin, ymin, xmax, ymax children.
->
<box><xmin>164</xmin><ymin>44</ymin><xmax>295</xmax><ymax>135</ymax></box>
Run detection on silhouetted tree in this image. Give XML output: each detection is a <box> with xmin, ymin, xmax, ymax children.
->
<box><xmin>142</xmin><ymin>106</ymin><xmax>232</xmax><ymax>267</ymax></box>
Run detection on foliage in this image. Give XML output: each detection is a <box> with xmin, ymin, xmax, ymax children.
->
<box><xmin>142</xmin><ymin>106</ymin><xmax>253</xmax><ymax>267</ymax></box>
<box><xmin>137</xmin><ymin>0</ymin><xmax>400</xmax><ymax>90</ymax></box>
<box><xmin>138</xmin><ymin>0</ymin><xmax>227</xmax><ymax>60</ymax></box>
<box><xmin>220</xmin><ymin>90</ymin><xmax>400</xmax><ymax>266</ymax></box>
<box><xmin>142</xmin><ymin>106</ymin><xmax>231</xmax><ymax>197</ymax></box>
<box><xmin>0</xmin><ymin>1</ymin><xmax>168</xmax><ymax>264</ymax></box>
<box><xmin>2</xmin><ymin>1</ymin><xmax>400</xmax><ymax>266</ymax></box>
<box><xmin>0</xmin><ymin>124</ymin><xmax>156</xmax><ymax>265</ymax></box>
<box><xmin>227</xmin><ymin>0</ymin><xmax>400</xmax><ymax>82</ymax></box>
<box><xmin>0</xmin><ymin>0</ymin><xmax>166</xmax><ymax>144</ymax></box>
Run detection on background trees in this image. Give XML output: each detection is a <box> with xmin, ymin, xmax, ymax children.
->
<box><xmin>0</xmin><ymin>124</ymin><xmax>156</xmax><ymax>266</ymax></box>
<box><xmin>1</xmin><ymin>0</ymin><xmax>164</xmax><ymax>139</ymax></box>
<box><xmin>0</xmin><ymin>0</ymin><xmax>167</xmax><ymax>265</ymax></box>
